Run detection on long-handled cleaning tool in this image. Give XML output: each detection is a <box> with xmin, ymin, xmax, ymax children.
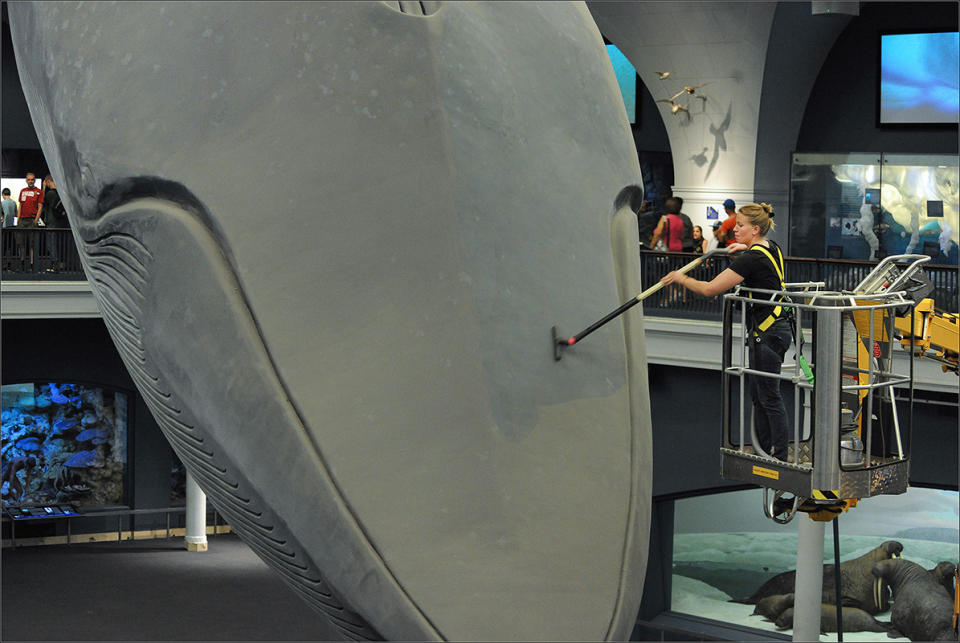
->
<box><xmin>553</xmin><ymin>247</ymin><xmax>729</xmax><ymax>360</ymax></box>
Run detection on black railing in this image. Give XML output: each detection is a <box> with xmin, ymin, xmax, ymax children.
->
<box><xmin>2</xmin><ymin>232</ymin><xmax>957</xmax><ymax>316</ymax></box>
<box><xmin>2</xmin><ymin>505</ymin><xmax>230</xmax><ymax>549</ymax></box>
<box><xmin>1</xmin><ymin>227</ymin><xmax>84</xmax><ymax>279</ymax></box>
<box><xmin>640</xmin><ymin>250</ymin><xmax>959</xmax><ymax>318</ymax></box>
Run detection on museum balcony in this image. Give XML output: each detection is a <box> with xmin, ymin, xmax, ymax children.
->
<box><xmin>3</xmin><ymin>237</ymin><xmax>957</xmax><ymax>394</ymax></box>
<box><xmin>1</xmin><ymin>228</ymin><xmax>99</xmax><ymax>319</ymax></box>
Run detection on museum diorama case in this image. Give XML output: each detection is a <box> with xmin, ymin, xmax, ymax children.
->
<box><xmin>2</xmin><ymin>382</ymin><xmax>130</xmax><ymax>511</ymax></box>
<box><xmin>790</xmin><ymin>152</ymin><xmax>959</xmax><ymax>264</ymax></box>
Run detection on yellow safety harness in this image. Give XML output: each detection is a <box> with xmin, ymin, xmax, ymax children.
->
<box><xmin>748</xmin><ymin>243</ymin><xmax>786</xmax><ymax>336</ymax></box>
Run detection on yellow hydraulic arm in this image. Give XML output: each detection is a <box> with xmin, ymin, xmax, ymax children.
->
<box><xmin>894</xmin><ymin>298</ymin><xmax>959</xmax><ymax>375</ymax></box>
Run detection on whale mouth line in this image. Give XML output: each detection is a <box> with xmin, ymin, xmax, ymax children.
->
<box><xmin>84</xmin><ymin>176</ymin><xmax>232</xmax><ymax>258</ymax></box>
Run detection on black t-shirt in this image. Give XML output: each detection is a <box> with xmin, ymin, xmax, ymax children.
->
<box><xmin>43</xmin><ymin>188</ymin><xmax>68</xmax><ymax>227</ymax></box>
<box><xmin>41</xmin><ymin>188</ymin><xmax>66</xmax><ymax>228</ymax></box>
<box><xmin>678</xmin><ymin>212</ymin><xmax>694</xmax><ymax>251</ymax></box>
<box><xmin>729</xmin><ymin>241</ymin><xmax>785</xmax><ymax>328</ymax></box>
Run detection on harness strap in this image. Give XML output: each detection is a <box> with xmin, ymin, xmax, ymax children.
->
<box><xmin>752</xmin><ymin>244</ymin><xmax>785</xmax><ymax>283</ymax></box>
<box><xmin>748</xmin><ymin>243</ymin><xmax>786</xmax><ymax>334</ymax></box>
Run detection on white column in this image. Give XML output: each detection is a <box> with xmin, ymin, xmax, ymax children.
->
<box><xmin>184</xmin><ymin>470</ymin><xmax>208</xmax><ymax>552</ymax></box>
<box><xmin>793</xmin><ymin>516</ymin><xmax>824</xmax><ymax>641</ymax></box>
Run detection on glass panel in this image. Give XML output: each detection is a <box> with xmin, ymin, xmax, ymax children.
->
<box><xmin>879</xmin><ymin>154</ymin><xmax>959</xmax><ymax>265</ymax></box>
<box><xmin>791</xmin><ymin>152</ymin><xmax>960</xmax><ymax>264</ymax></box>
<box><xmin>672</xmin><ymin>487</ymin><xmax>959</xmax><ymax>640</ymax></box>
<box><xmin>2</xmin><ymin>382</ymin><xmax>129</xmax><ymax>509</ymax></box>
<box><xmin>790</xmin><ymin>153</ymin><xmax>883</xmax><ymax>261</ymax></box>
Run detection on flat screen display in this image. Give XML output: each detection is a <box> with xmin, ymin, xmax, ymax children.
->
<box><xmin>2</xmin><ymin>383</ymin><xmax>128</xmax><ymax>509</ymax></box>
<box><xmin>880</xmin><ymin>31</ymin><xmax>959</xmax><ymax>124</ymax></box>
<box><xmin>606</xmin><ymin>44</ymin><xmax>637</xmax><ymax>124</ymax></box>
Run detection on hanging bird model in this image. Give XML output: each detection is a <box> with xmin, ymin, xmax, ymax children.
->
<box><xmin>681</xmin><ymin>82</ymin><xmax>709</xmax><ymax>95</ymax></box>
<box><xmin>669</xmin><ymin>83</ymin><xmax>710</xmax><ymax>102</ymax></box>
<box><xmin>656</xmin><ymin>98</ymin><xmax>689</xmax><ymax>116</ymax></box>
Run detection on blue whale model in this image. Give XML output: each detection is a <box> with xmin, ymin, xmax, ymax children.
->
<box><xmin>10</xmin><ymin>2</ymin><xmax>652</xmax><ymax>639</ymax></box>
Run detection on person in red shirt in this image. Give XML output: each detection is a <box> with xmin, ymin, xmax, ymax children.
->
<box><xmin>16</xmin><ymin>172</ymin><xmax>45</xmax><ymax>268</ymax></box>
<box><xmin>17</xmin><ymin>173</ymin><xmax>44</xmax><ymax>227</ymax></box>
<box><xmin>718</xmin><ymin>198</ymin><xmax>738</xmax><ymax>247</ymax></box>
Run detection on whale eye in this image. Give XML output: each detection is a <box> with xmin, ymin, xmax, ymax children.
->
<box><xmin>381</xmin><ymin>1</ymin><xmax>443</xmax><ymax>16</ymax></box>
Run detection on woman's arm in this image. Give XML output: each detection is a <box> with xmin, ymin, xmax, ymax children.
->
<box><xmin>661</xmin><ymin>267</ymin><xmax>744</xmax><ymax>297</ymax></box>
<box><xmin>650</xmin><ymin>216</ymin><xmax>666</xmax><ymax>248</ymax></box>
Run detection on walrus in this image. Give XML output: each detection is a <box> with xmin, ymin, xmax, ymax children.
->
<box><xmin>775</xmin><ymin>604</ymin><xmax>899</xmax><ymax>635</ymax></box>
<box><xmin>930</xmin><ymin>561</ymin><xmax>957</xmax><ymax>603</ymax></box>
<box><xmin>733</xmin><ymin>540</ymin><xmax>903</xmax><ymax>614</ymax></box>
<box><xmin>872</xmin><ymin>558</ymin><xmax>956</xmax><ymax>641</ymax></box>
<box><xmin>753</xmin><ymin>593</ymin><xmax>794</xmax><ymax>620</ymax></box>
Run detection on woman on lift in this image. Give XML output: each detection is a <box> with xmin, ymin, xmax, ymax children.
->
<box><xmin>661</xmin><ymin>203</ymin><xmax>791</xmax><ymax>461</ymax></box>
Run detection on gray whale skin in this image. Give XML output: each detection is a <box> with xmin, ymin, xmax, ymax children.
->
<box><xmin>10</xmin><ymin>2</ymin><xmax>652</xmax><ymax>640</ymax></box>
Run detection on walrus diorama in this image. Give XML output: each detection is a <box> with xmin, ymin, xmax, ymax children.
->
<box><xmin>733</xmin><ymin>540</ymin><xmax>903</xmax><ymax>613</ymax></box>
<box><xmin>8</xmin><ymin>2</ymin><xmax>653</xmax><ymax>640</ymax></box>
<box><xmin>774</xmin><ymin>604</ymin><xmax>901</xmax><ymax>636</ymax></box>
<box><xmin>752</xmin><ymin>558</ymin><xmax>959</xmax><ymax>639</ymax></box>
<box><xmin>872</xmin><ymin>558</ymin><xmax>957</xmax><ymax>642</ymax></box>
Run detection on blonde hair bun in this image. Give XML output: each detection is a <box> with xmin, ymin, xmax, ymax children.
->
<box><xmin>738</xmin><ymin>202</ymin><xmax>775</xmax><ymax>235</ymax></box>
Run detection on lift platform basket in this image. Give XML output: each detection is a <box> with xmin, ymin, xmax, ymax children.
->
<box><xmin>719</xmin><ymin>255</ymin><xmax>932</xmax><ymax>504</ymax></box>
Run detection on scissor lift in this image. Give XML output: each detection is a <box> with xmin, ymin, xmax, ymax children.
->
<box><xmin>719</xmin><ymin>255</ymin><xmax>932</xmax><ymax>522</ymax></box>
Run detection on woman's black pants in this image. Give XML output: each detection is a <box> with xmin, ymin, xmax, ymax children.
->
<box><xmin>749</xmin><ymin>321</ymin><xmax>793</xmax><ymax>459</ymax></box>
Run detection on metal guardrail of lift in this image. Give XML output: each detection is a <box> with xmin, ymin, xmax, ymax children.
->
<box><xmin>640</xmin><ymin>249</ymin><xmax>959</xmax><ymax>318</ymax></box>
<box><xmin>1</xmin><ymin>227</ymin><xmax>85</xmax><ymax>279</ymax></box>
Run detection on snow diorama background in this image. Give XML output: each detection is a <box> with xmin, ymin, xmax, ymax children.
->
<box><xmin>672</xmin><ymin>487</ymin><xmax>959</xmax><ymax>641</ymax></box>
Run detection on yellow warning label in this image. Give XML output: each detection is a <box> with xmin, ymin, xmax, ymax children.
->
<box><xmin>752</xmin><ymin>465</ymin><xmax>779</xmax><ymax>480</ymax></box>
<box><xmin>812</xmin><ymin>489</ymin><xmax>840</xmax><ymax>500</ymax></box>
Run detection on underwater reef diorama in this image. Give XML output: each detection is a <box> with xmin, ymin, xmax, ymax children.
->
<box><xmin>1</xmin><ymin>383</ymin><xmax>128</xmax><ymax>509</ymax></box>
